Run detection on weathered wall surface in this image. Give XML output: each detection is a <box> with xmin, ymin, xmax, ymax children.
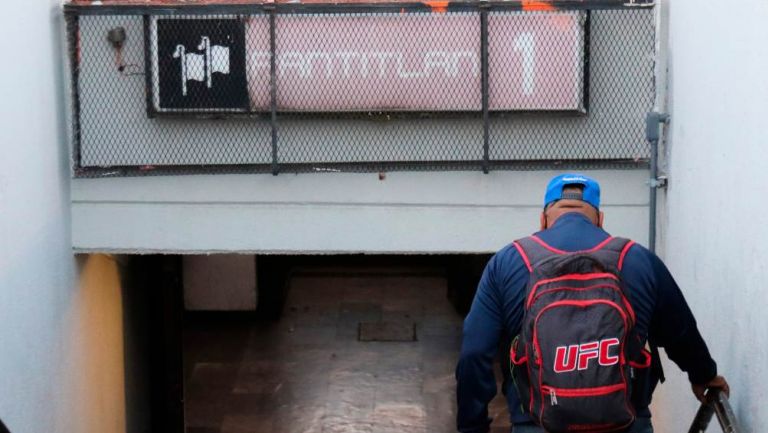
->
<box><xmin>0</xmin><ymin>4</ymin><xmax>129</xmax><ymax>433</ymax></box>
<box><xmin>652</xmin><ymin>1</ymin><xmax>768</xmax><ymax>431</ymax></box>
<box><xmin>0</xmin><ymin>2</ymin><xmax>75</xmax><ymax>431</ymax></box>
<box><xmin>72</xmin><ymin>169</ymin><xmax>650</xmax><ymax>254</ymax></box>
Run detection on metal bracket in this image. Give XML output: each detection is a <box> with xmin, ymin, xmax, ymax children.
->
<box><xmin>645</xmin><ymin>111</ymin><xmax>670</xmax><ymax>142</ymax></box>
<box><xmin>647</xmin><ymin>111</ymin><xmax>670</xmax><ymax>190</ymax></box>
<box><xmin>649</xmin><ymin>175</ymin><xmax>667</xmax><ymax>188</ymax></box>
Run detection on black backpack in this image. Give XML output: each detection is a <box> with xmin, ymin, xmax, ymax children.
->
<box><xmin>509</xmin><ymin>235</ymin><xmax>651</xmax><ymax>433</ymax></box>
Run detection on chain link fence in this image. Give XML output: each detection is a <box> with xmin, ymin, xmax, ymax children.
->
<box><xmin>65</xmin><ymin>1</ymin><xmax>657</xmax><ymax>177</ymax></box>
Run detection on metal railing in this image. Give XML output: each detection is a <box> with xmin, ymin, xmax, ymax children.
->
<box><xmin>688</xmin><ymin>389</ymin><xmax>741</xmax><ymax>433</ymax></box>
<box><xmin>64</xmin><ymin>0</ymin><xmax>657</xmax><ymax>177</ymax></box>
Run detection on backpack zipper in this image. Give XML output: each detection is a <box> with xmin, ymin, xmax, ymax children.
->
<box><xmin>539</xmin><ymin>384</ymin><xmax>631</xmax><ymax>430</ymax></box>
<box><xmin>542</xmin><ymin>383</ymin><xmax>626</xmax><ymax>398</ymax></box>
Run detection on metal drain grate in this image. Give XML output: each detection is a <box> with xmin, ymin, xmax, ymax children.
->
<box><xmin>358</xmin><ymin>322</ymin><xmax>417</xmax><ymax>342</ymax></box>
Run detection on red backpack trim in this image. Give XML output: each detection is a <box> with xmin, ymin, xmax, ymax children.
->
<box><xmin>514</xmin><ymin>241</ymin><xmax>534</xmax><ymax>272</ymax></box>
<box><xmin>530</xmin><ymin>235</ymin><xmax>616</xmax><ymax>255</ymax></box>
<box><xmin>618</xmin><ymin>241</ymin><xmax>636</xmax><ymax>271</ymax></box>
<box><xmin>514</xmin><ymin>236</ymin><xmax>627</xmax><ymax>273</ymax></box>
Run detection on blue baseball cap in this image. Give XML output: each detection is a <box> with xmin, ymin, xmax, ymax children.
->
<box><xmin>544</xmin><ymin>173</ymin><xmax>601</xmax><ymax>210</ymax></box>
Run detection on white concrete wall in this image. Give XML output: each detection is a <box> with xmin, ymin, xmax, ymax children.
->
<box><xmin>653</xmin><ymin>1</ymin><xmax>768</xmax><ymax>432</ymax></box>
<box><xmin>0</xmin><ymin>1</ymin><xmax>75</xmax><ymax>432</ymax></box>
<box><xmin>72</xmin><ymin>169</ymin><xmax>650</xmax><ymax>254</ymax></box>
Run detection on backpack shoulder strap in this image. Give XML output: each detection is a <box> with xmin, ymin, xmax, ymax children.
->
<box><xmin>589</xmin><ymin>237</ymin><xmax>635</xmax><ymax>271</ymax></box>
<box><xmin>514</xmin><ymin>235</ymin><xmax>636</xmax><ymax>272</ymax></box>
<box><xmin>597</xmin><ymin>237</ymin><xmax>664</xmax><ymax>382</ymax></box>
<box><xmin>513</xmin><ymin>236</ymin><xmax>558</xmax><ymax>272</ymax></box>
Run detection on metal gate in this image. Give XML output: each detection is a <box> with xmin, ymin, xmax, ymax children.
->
<box><xmin>65</xmin><ymin>0</ymin><xmax>657</xmax><ymax>177</ymax></box>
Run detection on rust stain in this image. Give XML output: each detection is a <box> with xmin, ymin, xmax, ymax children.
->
<box><xmin>521</xmin><ymin>0</ymin><xmax>557</xmax><ymax>11</ymax></box>
<box><xmin>69</xmin><ymin>0</ymin><xmax>434</xmax><ymax>4</ymax></box>
<box><xmin>67</xmin><ymin>0</ymin><xmax>560</xmax><ymax>10</ymax></box>
<box><xmin>423</xmin><ymin>0</ymin><xmax>448</xmax><ymax>13</ymax></box>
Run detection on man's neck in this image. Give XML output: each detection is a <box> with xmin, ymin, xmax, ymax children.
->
<box><xmin>549</xmin><ymin>211</ymin><xmax>594</xmax><ymax>229</ymax></box>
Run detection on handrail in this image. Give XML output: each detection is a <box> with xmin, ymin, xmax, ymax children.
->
<box><xmin>687</xmin><ymin>389</ymin><xmax>740</xmax><ymax>433</ymax></box>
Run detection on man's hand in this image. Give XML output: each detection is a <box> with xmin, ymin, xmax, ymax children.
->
<box><xmin>692</xmin><ymin>375</ymin><xmax>730</xmax><ymax>403</ymax></box>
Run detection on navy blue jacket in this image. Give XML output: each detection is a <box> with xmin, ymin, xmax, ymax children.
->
<box><xmin>456</xmin><ymin>212</ymin><xmax>717</xmax><ymax>433</ymax></box>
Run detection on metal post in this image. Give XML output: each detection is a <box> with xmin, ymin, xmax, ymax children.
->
<box><xmin>143</xmin><ymin>16</ymin><xmax>155</xmax><ymax>120</ymax></box>
<box><xmin>269</xmin><ymin>10</ymin><xmax>279</xmax><ymax>176</ymax></box>
<box><xmin>480</xmin><ymin>9</ymin><xmax>490</xmax><ymax>174</ymax></box>
<box><xmin>646</xmin><ymin>111</ymin><xmax>668</xmax><ymax>252</ymax></box>
<box><xmin>66</xmin><ymin>13</ymin><xmax>83</xmax><ymax>175</ymax></box>
<box><xmin>648</xmin><ymin>136</ymin><xmax>658</xmax><ymax>252</ymax></box>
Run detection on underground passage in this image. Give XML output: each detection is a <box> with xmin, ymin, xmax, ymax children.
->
<box><xmin>182</xmin><ymin>255</ymin><xmax>514</xmax><ymax>433</ymax></box>
<box><xmin>122</xmin><ymin>254</ymin><xmax>512</xmax><ymax>433</ymax></box>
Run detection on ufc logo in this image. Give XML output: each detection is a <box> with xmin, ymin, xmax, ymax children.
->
<box><xmin>553</xmin><ymin>338</ymin><xmax>620</xmax><ymax>373</ymax></box>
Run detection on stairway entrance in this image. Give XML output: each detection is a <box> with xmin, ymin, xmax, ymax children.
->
<box><xmin>182</xmin><ymin>257</ymin><xmax>509</xmax><ymax>433</ymax></box>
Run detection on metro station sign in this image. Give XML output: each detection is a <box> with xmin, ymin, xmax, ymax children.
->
<box><xmin>149</xmin><ymin>12</ymin><xmax>585</xmax><ymax>114</ymax></box>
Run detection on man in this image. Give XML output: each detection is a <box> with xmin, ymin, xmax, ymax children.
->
<box><xmin>456</xmin><ymin>173</ymin><xmax>729</xmax><ymax>433</ymax></box>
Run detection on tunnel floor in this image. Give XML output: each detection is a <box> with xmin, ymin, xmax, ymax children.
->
<box><xmin>184</xmin><ymin>266</ymin><xmax>510</xmax><ymax>433</ymax></box>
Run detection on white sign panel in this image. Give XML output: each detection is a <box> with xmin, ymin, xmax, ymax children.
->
<box><xmin>150</xmin><ymin>12</ymin><xmax>585</xmax><ymax>113</ymax></box>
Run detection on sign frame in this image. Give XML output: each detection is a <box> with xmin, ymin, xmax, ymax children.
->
<box><xmin>144</xmin><ymin>11</ymin><xmax>590</xmax><ymax>117</ymax></box>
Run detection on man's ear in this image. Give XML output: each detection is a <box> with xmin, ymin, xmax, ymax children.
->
<box><xmin>597</xmin><ymin>211</ymin><xmax>604</xmax><ymax>228</ymax></box>
<box><xmin>540</xmin><ymin>212</ymin><xmax>547</xmax><ymax>230</ymax></box>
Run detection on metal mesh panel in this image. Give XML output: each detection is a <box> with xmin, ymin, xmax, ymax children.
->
<box><xmin>65</xmin><ymin>3</ymin><xmax>657</xmax><ymax>177</ymax></box>
<box><xmin>74</xmin><ymin>14</ymin><xmax>273</xmax><ymax>174</ymax></box>
<box><xmin>489</xmin><ymin>9</ymin><xmax>655</xmax><ymax>164</ymax></box>
<box><xmin>276</xmin><ymin>12</ymin><xmax>483</xmax><ymax>170</ymax></box>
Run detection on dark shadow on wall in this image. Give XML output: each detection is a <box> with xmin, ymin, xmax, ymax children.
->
<box><xmin>254</xmin><ymin>254</ymin><xmax>491</xmax><ymax>320</ymax></box>
<box><xmin>120</xmin><ymin>255</ymin><xmax>184</xmax><ymax>433</ymax></box>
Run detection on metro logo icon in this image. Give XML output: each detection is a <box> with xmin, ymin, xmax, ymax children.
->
<box><xmin>553</xmin><ymin>338</ymin><xmax>620</xmax><ymax>373</ymax></box>
<box><xmin>152</xmin><ymin>17</ymin><xmax>249</xmax><ymax>112</ymax></box>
